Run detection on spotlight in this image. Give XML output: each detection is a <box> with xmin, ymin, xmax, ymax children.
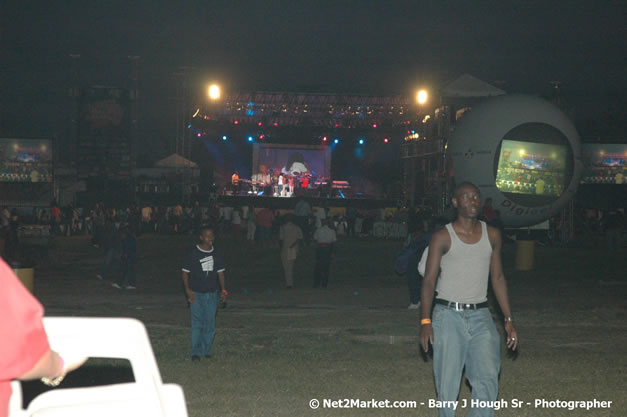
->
<box><xmin>222</xmin><ymin>135</ymin><xmax>228</xmax><ymax>141</ymax></box>
<box><xmin>334</xmin><ymin>138</ymin><xmax>339</xmax><ymax>144</ymax></box>
<box><xmin>273</xmin><ymin>122</ymin><xmax>278</xmax><ymax>126</ymax></box>
<box><xmin>248</xmin><ymin>136</ymin><xmax>254</xmax><ymax>142</ymax></box>
<box><xmin>234</xmin><ymin>120</ymin><xmax>239</xmax><ymax>125</ymax></box>
<box><xmin>258</xmin><ymin>122</ymin><xmax>262</xmax><ymax>126</ymax></box>
<box><xmin>322</xmin><ymin>136</ymin><xmax>328</xmax><ymax>142</ymax></box>
<box><xmin>372</xmin><ymin>124</ymin><xmax>377</xmax><ymax>128</ymax></box>
<box><xmin>358</xmin><ymin>138</ymin><xmax>365</xmax><ymax>145</ymax></box>
<box><xmin>384</xmin><ymin>138</ymin><xmax>389</xmax><ymax>143</ymax></box>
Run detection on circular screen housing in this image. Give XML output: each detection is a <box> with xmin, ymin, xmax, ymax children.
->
<box><xmin>449</xmin><ymin>95</ymin><xmax>582</xmax><ymax>227</ymax></box>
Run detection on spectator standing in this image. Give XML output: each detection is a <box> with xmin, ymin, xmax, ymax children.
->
<box><xmin>279</xmin><ymin>215</ymin><xmax>303</xmax><ymax>288</ymax></box>
<box><xmin>181</xmin><ymin>226</ymin><xmax>227</xmax><ymax>361</ymax></box>
<box><xmin>246</xmin><ymin>206</ymin><xmax>256</xmax><ymax>241</ymax></box>
<box><xmin>313</xmin><ymin>218</ymin><xmax>337</xmax><ymax>288</ymax></box>
<box><xmin>96</xmin><ymin>219</ymin><xmax>119</xmax><ymax>281</ymax></box>
<box><xmin>112</xmin><ymin>225</ymin><xmax>137</xmax><ymax>290</ymax></box>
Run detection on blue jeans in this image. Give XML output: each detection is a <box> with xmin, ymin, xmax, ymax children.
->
<box><xmin>432</xmin><ymin>304</ymin><xmax>501</xmax><ymax>417</ymax></box>
<box><xmin>190</xmin><ymin>291</ymin><xmax>218</xmax><ymax>357</ymax></box>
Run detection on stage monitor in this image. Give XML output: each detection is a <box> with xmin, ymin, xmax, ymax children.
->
<box><xmin>495</xmin><ymin>139</ymin><xmax>568</xmax><ymax>197</ymax></box>
<box><xmin>252</xmin><ymin>143</ymin><xmax>331</xmax><ymax>181</ymax></box>
<box><xmin>0</xmin><ymin>138</ymin><xmax>53</xmax><ymax>182</ymax></box>
<box><xmin>581</xmin><ymin>144</ymin><xmax>626</xmax><ymax>184</ymax></box>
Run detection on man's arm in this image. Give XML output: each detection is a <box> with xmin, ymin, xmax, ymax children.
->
<box><xmin>488</xmin><ymin>226</ymin><xmax>518</xmax><ymax>350</ymax></box>
<box><xmin>218</xmin><ymin>270</ymin><xmax>227</xmax><ymax>302</ymax></box>
<box><xmin>419</xmin><ymin>230</ymin><xmax>448</xmax><ymax>352</ymax></box>
<box><xmin>182</xmin><ymin>270</ymin><xmax>195</xmax><ymax>304</ymax></box>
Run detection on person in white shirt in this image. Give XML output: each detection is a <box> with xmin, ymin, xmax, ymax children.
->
<box><xmin>313</xmin><ymin>218</ymin><xmax>337</xmax><ymax>288</ymax></box>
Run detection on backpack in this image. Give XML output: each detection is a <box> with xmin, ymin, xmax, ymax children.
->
<box><xmin>394</xmin><ymin>233</ymin><xmax>432</xmax><ymax>275</ymax></box>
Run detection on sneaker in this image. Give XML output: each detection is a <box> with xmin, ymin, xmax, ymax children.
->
<box><xmin>111</xmin><ymin>283</ymin><xmax>122</xmax><ymax>289</ymax></box>
<box><xmin>125</xmin><ymin>285</ymin><xmax>136</xmax><ymax>290</ymax></box>
<box><xmin>407</xmin><ymin>303</ymin><xmax>421</xmax><ymax>310</ymax></box>
<box><xmin>96</xmin><ymin>274</ymin><xmax>103</xmax><ymax>280</ymax></box>
<box><xmin>191</xmin><ymin>355</ymin><xmax>200</xmax><ymax>362</ymax></box>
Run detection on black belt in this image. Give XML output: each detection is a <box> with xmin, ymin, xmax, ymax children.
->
<box><xmin>435</xmin><ymin>299</ymin><xmax>488</xmax><ymax>311</ymax></box>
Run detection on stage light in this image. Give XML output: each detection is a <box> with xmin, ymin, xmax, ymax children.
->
<box><xmin>259</xmin><ymin>134</ymin><xmax>265</xmax><ymax>140</ymax></box>
<box><xmin>222</xmin><ymin>135</ymin><xmax>227</xmax><ymax>141</ymax></box>
<box><xmin>416</xmin><ymin>89</ymin><xmax>428</xmax><ymax>105</ymax></box>
<box><xmin>192</xmin><ymin>108</ymin><xmax>200</xmax><ymax>118</ymax></box>
<box><xmin>358</xmin><ymin>138</ymin><xmax>365</xmax><ymax>145</ymax></box>
<box><xmin>334</xmin><ymin>138</ymin><xmax>339</xmax><ymax>144</ymax></box>
<box><xmin>197</xmin><ymin>133</ymin><xmax>202</xmax><ymax>137</ymax></box>
<box><xmin>208</xmin><ymin>84</ymin><xmax>221</xmax><ymax>100</ymax></box>
<box><xmin>372</xmin><ymin>124</ymin><xmax>377</xmax><ymax>128</ymax></box>
<box><xmin>322</xmin><ymin>136</ymin><xmax>328</xmax><ymax>142</ymax></box>
<box><xmin>258</xmin><ymin>122</ymin><xmax>262</xmax><ymax>126</ymax></box>
<box><xmin>234</xmin><ymin>120</ymin><xmax>239</xmax><ymax>125</ymax></box>
<box><xmin>384</xmin><ymin>138</ymin><xmax>389</xmax><ymax>143</ymax></box>
<box><xmin>273</xmin><ymin>122</ymin><xmax>278</xmax><ymax>126</ymax></box>
<box><xmin>248</xmin><ymin>136</ymin><xmax>254</xmax><ymax>142</ymax></box>
<box><xmin>187</xmin><ymin>124</ymin><xmax>192</xmax><ymax>128</ymax></box>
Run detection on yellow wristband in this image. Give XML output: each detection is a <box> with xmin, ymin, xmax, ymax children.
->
<box><xmin>420</xmin><ymin>318</ymin><xmax>432</xmax><ymax>325</ymax></box>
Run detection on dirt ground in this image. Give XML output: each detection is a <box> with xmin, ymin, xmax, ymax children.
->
<box><xmin>22</xmin><ymin>231</ymin><xmax>627</xmax><ymax>417</ymax></box>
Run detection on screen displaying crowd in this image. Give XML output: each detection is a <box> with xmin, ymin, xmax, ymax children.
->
<box><xmin>581</xmin><ymin>144</ymin><xmax>626</xmax><ymax>185</ymax></box>
<box><xmin>495</xmin><ymin>139</ymin><xmax>567</xmax><ymax>197</ymax></box>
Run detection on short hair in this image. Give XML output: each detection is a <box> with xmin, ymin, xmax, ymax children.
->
<box><xmin>199</xmin><ymin>224</ymin><xmax>215</xmax><ymax>234</ymax></box>
<box><xmin>452</xmin><ymin>181</ymin><xmax>480</xmax><ymax>199</ymax></box>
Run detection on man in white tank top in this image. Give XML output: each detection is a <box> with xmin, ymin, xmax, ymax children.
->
<box><xmin>419</xmin><ymin>182</ymin><xmax>518</xmax><ymax>417</ymax></box>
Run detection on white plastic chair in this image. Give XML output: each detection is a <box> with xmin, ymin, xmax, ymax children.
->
<box><xmin>9</xmin><ymin>317</ymin><xmax>188</xmax><ymax>417</ymax></box>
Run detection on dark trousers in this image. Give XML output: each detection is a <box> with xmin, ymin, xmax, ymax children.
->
<box><xmin>407</xmin><ymin>272</ymin><xmax>421</xmax><ymax>304</ymax></box>
<box><xmin>118</xmin><ymin>257</ymin><xmax>136</xmax><ymax>287</ymax></box>
<box><xmin>314</xmin><ymin>246</ymin><xmax>332</xmax><ymax>288</ymax></box>
<box><xmin>295</xmin><ymin>216</ymin><xmax>309</xmax><ymax>243</ymax></box>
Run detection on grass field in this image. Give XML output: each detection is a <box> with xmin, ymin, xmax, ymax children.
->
<box><xmin>24</xmin><ymin>231</ymin><xmax>627</xmax><ymax>416</ymax></box>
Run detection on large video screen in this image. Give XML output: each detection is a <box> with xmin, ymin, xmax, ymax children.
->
<box><xmin>252</xmin><ymin>144</ymin><xmax>331</xmax><ymax>181</ymax></box>
<box><xmin>495</xmin><ymin>140</ymin><xmax>567</xmax><ymax>196</ymax></box>
<box><xmin>581</xmin><ymin>144</ymin><xmax>626</xmax><ymax>184</ymax></box>
<box><xmin>0</xmin><ymin>138</ymin><xmax>53</xmax><ymax>182</ymax></box>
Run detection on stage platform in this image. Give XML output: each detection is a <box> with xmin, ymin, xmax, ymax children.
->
<box><xmin>216</xmin><ymin>194</ymin><xmax>398</xmax><ymax>210</ymax></box>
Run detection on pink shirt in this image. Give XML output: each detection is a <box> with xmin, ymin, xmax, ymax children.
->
<box><xmin>0</xmin><ymin>260</ymin><xmax>50</xmax><ymax>417</ymax></box>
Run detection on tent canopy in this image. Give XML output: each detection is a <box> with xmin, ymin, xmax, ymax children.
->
<box><xmin>441</xmin><ymin>74</ymin><xmax>505</xmax><ymax>98</ymax></box>
<box><xmin>154</xmin><ymin>153</ymin><xmax>198</xmax><ymax>169</ymax></box>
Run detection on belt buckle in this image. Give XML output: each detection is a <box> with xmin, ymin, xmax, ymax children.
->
<box><xmin>454</xmin><ymin>302</ymin><xmax>462</xmax><ymax>312</ymax></box>
<box><xmin>465</xmin><ymin>303</ymin><xmax>472</xmax><ymax>310</ymax></box>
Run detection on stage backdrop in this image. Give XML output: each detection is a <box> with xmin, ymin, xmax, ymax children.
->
<box><xmin>252</xmin><ymin>144</ymin><xmax>331</xmax><ymax>180</ymax></box>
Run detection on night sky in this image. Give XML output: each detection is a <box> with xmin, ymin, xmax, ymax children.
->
<box><xmin>2</xmin><ymin>0</ymin><xmax>625</xmax><ymax>159</ymax></box>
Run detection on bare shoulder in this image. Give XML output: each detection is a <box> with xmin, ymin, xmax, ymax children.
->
<box><xmin>430</xmin><ymin>227</ymin><xmax>451</xmax><ymax>252</ymax></box>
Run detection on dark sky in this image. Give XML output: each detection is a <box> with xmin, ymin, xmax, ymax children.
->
<box><xmin>2</xmin><ymin>0</ymin><xmax>625</xmax><ymax>155</ymax></box>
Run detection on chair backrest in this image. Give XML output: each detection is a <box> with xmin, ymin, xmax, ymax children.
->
<box><xmin>9</xmin><ymin>317</ymin><xmax>187</xmax><ymax>417</ymax></box>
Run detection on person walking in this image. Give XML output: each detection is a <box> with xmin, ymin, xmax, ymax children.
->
<box><xmin>112</xmin><ymin>225</ymin><xmax>137</xmax><ymax>290</ymax></box>
<box><xmin>279</xmin><ymin>215</ymin><xmax>303</xmax><ymax>288</ymax></box>
<box><xmin>96</xmin><ymin>218</ymin><xmax>120</xmax><ymax>281</ymax></box>
<box><xmin>419</xmin><ymin>182</ymin><xmax>518</xmax><ymax>417</ymax></box>
<box><xmin>181</xmin><ymin>226</ymin><xmax>227</xmax><ymax>361</ymax></box>
<box><xmin>312</xmin><ymin>217</ymin><xmax>336</xmax><ymax>288</ymax></box>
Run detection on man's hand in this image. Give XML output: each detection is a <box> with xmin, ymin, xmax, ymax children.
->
<box><xmin>220</xmin><ymin>291</ymin><xmax>227</xmax><ymax>303</ymax></box>
<box><xmin>186</xmin><ymin>290</ymin><xmax>195</xmax><ymax>304</ymax></box>
<box><xmin>505</xmin><ymin>321</ymin><xmax>518</xmax><ymax>350</ymax></box>
<box><xmin>420</xmin><ymin>325</ymin><xmax>434</xmax><ymax>352</ymax></box>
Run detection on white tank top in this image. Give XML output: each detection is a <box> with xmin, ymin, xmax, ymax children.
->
<box><xmin>436</xmin><ymin>221</ymin><xmax>493</xmax><ymax>304</ymax></box>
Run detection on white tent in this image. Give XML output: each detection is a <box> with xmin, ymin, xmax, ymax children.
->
<box><xmin>154</xmin><ymin>153</ymin><xmax>198</xmax><ymax>169</ymax></box>
<box><xmin>441</xmin><ymin>74</ymin><xmax>505</xmax><ymax>98</ymax></box>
